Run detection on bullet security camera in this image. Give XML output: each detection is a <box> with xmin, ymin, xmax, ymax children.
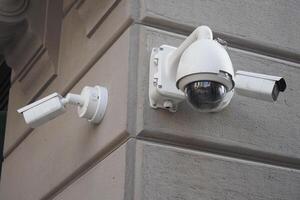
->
<box><xmin>18</xmin><ymin>93</ymin><xmax>67</xmax><ymax>128</ymax></box>
<box><xmin>235</xmin><ymin>70</ymin><xmax>286</xmax><ymax>102</ymax></box>
<box><xmin>18</xmin><ymin>85</ymin><xmax>108</xmax><ymax>128</ymax></box>
<box><xmin>149</xmin><ymin>25</ymin><xmax>286</xmax><ymax>112</ymax></box>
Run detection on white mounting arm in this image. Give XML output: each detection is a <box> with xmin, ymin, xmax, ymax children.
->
<box><xmin>62</xmin><ymin>94</ymin><xmax>85</xmax><ymax>106</ymax></box>
<box><xmin>167</xmin><ymin>26</ymin><xmax>213</xmax><ymax>79</ymax></box>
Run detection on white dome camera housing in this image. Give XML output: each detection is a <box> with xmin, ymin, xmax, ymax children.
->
<box><xmin>149</xmin><ymin>25</ymin><xmax>286</xmax><ymax>113</ymax></box>
<box><xmin>176</xmin><ymin>34</ymin><xmax>234</xmax><ymax>112</ymax></box>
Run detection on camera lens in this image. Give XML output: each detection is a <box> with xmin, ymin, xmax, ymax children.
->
<box><xmin>184</xmin><ymin>81</ymin><xmax>227</xmax><ymax>111</ymax></box>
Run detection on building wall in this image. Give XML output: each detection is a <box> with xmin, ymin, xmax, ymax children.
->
<box><xmin>1</xmin><ymin>0</ymin><xmax>300</xmax><ymax>199</ymax></box>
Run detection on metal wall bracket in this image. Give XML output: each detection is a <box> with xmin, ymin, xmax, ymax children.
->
<box><xmin>148</xmin><ymin>45</ymin><xmax>185</xmax><ymax>112</ymax></box>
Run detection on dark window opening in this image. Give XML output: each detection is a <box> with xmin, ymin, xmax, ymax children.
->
<box><xmin>0</xmin><ymin>60</ymin><xmax>11</xmax><ymax>179</ymax></box>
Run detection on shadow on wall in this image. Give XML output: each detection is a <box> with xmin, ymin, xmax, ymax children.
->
<box><xmin>0</xmin><ymin>60</ymin><xmax>11</xmax><ymax>179</ymax></box>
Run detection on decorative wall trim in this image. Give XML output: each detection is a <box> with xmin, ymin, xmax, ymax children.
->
<box><xmin>76</xmin><ymin>0</ymin><xmax>120</xmax><ymax>38</ymax></box>
<box><xmin>4</xmin><ymin>0</ymin><xmax>63</xmax><ymax>100</ymax></box>
<box><xmin>0</xmin><ymin>0</ymin><xmax>29</xmax><ymax>54</ymax></box>
<box><xmin>0</xmin><ymin>0</ymin><xmax>29</xmax><ymax>22</ymax></box>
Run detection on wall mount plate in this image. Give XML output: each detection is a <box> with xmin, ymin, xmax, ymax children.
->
<box><xmin>149</xmin><ymin>45</ymin><xmax>185</xmax><ymax>112</ymax></box>
<box><xmin>78</xmin><ymin>85</ymin><xmax>108</xmax><ymax>124</ymax></box>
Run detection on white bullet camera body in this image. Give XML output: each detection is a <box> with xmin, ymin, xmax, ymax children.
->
<box><xmin>18</xmin><ymin>93</ymin><xmax>66</xmax><ymax>128</ymax></box>
<box><xmin>235</xmin><ymin>71</ymin><xmax>286</xmax><ymax>102</ymax></box>
<box><xmin>149</xmin><ymin>26</ymin><xmax>286</xmax><ymax>113</ymax></box>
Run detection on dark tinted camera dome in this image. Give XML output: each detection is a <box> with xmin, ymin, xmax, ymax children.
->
<box><xmin>184</xmin><ymin>81</ymin><xmax>227</xmax><ymax>111</ymax></box>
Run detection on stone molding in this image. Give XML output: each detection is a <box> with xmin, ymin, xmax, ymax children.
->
<box><xmin>0</xmin><ymin>0</ymin><xmax>29</xmax><ymax>54</ymax></box>
<box><xmin>0</xmin><ymin>0</ymin><xmax>29</xmax><ymax>22</ymax></box>
<box><xmin>2</xmin><ymin>0</ymin><xmax>63</xmax><ymax>101</ymax></box>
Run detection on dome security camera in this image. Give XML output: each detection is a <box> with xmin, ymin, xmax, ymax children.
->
<box><xmin>17</xmin><ymin>85</ymin><xmax>108</xmax><ymax>128</ymax></box>
<box><xmin>149</xmin><ymin>26</ymin><xmax>286</xmax><ymax>112</ymax></box>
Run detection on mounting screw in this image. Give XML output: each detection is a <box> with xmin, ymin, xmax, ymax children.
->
<box><xmin>153</xmin><ymin>78</ymin><xmax>158</xmax><ymax>86</ymax></box>
<box><xmin>153</xmin><ymin>58</ymin><xmax>159</xmax><ymax>65</ymax></box>
<box><xmin>163</xmin><ymin>100</ymin><xmax>173</xmax><ymax>109</ymax></box>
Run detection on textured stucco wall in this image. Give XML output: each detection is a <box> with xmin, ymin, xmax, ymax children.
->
<box><xmin>1</xmin><ymin>0</ymin><xmax>299</xmax><ymax>199</ymax></box>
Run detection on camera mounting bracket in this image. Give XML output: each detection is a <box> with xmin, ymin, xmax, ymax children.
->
<box><xmin>149</xmin><ymin>45</ymin><xmax>185</xmax><ymax>112</ymax></box>
<box><xmin>63</xmin><ymin>86</ymin><xmax>108</xmax><ymax>124</ymax></box>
